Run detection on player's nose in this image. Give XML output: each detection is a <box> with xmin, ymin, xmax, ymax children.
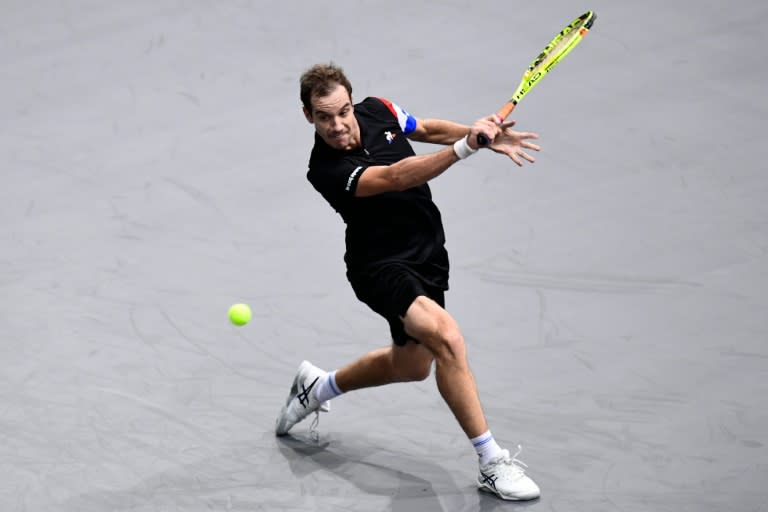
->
<box><xmin>331</xmin><ymin>115</ymin><xmax>345</xmax><ymax>131</ymax></box>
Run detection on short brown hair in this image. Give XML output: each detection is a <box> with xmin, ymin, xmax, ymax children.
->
<box><xmin>300</xmin><ymin>63</ymin><xmax>353</xmax><ymax>114</ymax></box>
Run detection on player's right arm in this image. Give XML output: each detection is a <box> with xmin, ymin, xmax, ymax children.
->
<box><xmin>355</xmin><ymin>116</ymin><xmax>499</xmax><ymax>197</ymax></box>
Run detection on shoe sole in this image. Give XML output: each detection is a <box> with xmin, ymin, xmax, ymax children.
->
<box><xmin>478</xmin><ymin>483</ymin><xmax>540</xmax><ymax>501</ymax></box>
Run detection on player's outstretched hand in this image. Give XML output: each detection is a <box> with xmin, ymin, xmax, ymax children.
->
<box><xmin>489</xmin><ymin>121</ymin><xmax>541</xmax><ymax>166</ymax></box>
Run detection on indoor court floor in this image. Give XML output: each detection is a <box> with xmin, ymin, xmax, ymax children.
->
<box><xmin>2</xmin><ymin>1</ymin><xmax>767</xmax><ymax>511</ymax></box>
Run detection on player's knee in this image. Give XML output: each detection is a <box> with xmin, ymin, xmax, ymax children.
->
<box><xmin>406</xmin><ymin>296</ymin><xmax>466</xmax><ymax>363</ymax></box>
<box><xmin>427</xmin><ymin>325</ymin><xmax>466</xmax><ymax>364</ymax></box>
<box><xmin>441</xmin><ymin>328</ymin><xmax>466</xmax><ymax>361</ymax></box>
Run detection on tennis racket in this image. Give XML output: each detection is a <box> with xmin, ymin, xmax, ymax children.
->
<box><xmin>477</xmin><ymin>10</ymin><xmax>597</xmax><ymax>145</ymax></box>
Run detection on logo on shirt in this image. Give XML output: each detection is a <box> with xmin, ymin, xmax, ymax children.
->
<box><xmin>345</xmin><ymin>166</ymin><xmax>363</xmax><ymax>191</ymax></box>
<box><xmin>384</xmin><ymin>131</ymin><xmax>397</xmax><ymax>144</ymax></box>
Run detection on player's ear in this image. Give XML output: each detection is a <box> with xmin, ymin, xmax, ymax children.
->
<box><xmin>303</xmin><ymin>106</ymin><xmax>313</xmax><ymax>124</ymax></box>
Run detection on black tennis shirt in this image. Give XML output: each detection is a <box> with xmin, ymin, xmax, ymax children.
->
<box><xmin>307</xmin><ymin>97</ymin><xmax>449</xmax><ymax>288</ymax></box>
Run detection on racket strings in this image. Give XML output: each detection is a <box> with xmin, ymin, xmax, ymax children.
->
<box><xmin>531</xmin><ymin>21</ymin><xmax>589</xmax><ymax>74</ymax></box>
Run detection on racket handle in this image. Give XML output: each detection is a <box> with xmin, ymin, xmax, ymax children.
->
<box><xmin>476</xmin><ymin>107</ymin><xmax>512</xmax><ymax>146</ymax></box>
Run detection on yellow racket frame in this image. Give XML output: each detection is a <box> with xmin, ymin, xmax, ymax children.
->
<box><xmin>497</xmin><ymin>11</ymin><xmax>597</xmax><ymax>120</ymax></box>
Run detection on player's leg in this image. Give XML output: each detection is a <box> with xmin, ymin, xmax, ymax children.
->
<box><xmin>275</xmin><ymin>342</ymin><xmax>433</xmax><ymax>435</ymax></box>
<box><xmin>274</xmin><ymin>333</ymin><xmax>434</xmax><ymax>436</ymax></box>
<box><xmin>324</xmin><ymin>268</ymin><xmax>437</xmax><ymax>391</ymax></box>
<box><xmin>276</xmin><ymin>266</ymin><xmax>448</xmax><ymax>435</ymax></box>
<box><xmin>400</xmin><ymin>295</ymin><xmax>487</xmax><ymax>437</ymax></box>
<box><xmin>401</xmin><ymin>295</ymin><xmax>541</xmax><ymax>501</ymax></box>
<box><xmin>333</xmin><ymin>341</ymin><xmax>433</xmax><ymax>389</ymax></box>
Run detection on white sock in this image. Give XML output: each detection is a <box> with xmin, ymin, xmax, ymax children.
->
<box><xmin>314</xmin><ymin>370</ymin><xmax>344</xmax><ymax>403</ymax></box>
<box><xmin>471</xmin><ymin>430</ymin><xmax>504</xmax><ymax>466</ymax></box>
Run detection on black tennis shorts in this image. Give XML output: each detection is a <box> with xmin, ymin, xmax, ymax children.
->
<box><xmin>349</xmin><ymin>264</ymin><xmax>446</xmax><ymax>346</ymax></box>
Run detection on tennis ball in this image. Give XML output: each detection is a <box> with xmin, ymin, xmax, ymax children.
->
<box><xmin>228</xmin><ymin>303</ymin><xmax>251</xmax><ymax>326</ymax></box>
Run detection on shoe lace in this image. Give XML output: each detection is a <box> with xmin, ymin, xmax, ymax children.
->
<box><xmin>496</xmin><ymin>445</ymin><xmax>529</xmax><ymax>478</ymax></box>
<box><xmin>510</xmin><ymin>445</ymin><xmax>528</xmax><ymax>469</ymax></box>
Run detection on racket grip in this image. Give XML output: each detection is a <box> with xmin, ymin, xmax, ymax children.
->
<box><xmin>476</xmin><ymin>112</ymin><xmax>505</xmax><ymax>146</ymax></box>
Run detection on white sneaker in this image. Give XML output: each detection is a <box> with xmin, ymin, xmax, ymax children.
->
<box><xmin>275</xmin><ymin>360</ymin><xmax>330</xmax><ymax>436</ymax></box>
<box><xmin>477</xmin><ymin>445</ymin><xmax>540</xmax><ymax>501</ymax></box>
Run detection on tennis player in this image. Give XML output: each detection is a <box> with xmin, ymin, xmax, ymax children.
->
<box><xmin>276</xmin><ymin>63</ymin><xmax>541</xmax><ymax>501</ymax></box>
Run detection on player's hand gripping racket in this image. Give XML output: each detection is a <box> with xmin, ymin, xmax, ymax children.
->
<box><xmin>477</xmin><ymin>10</ymin><xmax>597</xmax><ymax>146</ymax></box>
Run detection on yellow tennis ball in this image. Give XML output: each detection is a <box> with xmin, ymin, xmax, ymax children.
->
<box><xmin>228</xmin><ymin>303</ymin><xmax>251</xmax><ymax>326</ymax></box>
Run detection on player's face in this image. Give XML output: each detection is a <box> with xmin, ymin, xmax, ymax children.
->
<box><xmin>304</xmin><ymin>83</ymin><xmax>359</xmax><ymax>151</ymax></box>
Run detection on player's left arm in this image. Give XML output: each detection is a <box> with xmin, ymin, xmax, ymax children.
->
<box><xmin>407</xmin><ymin>118</ymin><xmax>470</xmax><ymax>145</ymax></box>
<box><xmin>410</xmin><ymin>118</ymin><xmax>541</xmax><ymax>165</ymax></box>
<box><xmin>374</xmin><ymin>97</ymin><xmax>471</xmax><ymax>145</ymax></box>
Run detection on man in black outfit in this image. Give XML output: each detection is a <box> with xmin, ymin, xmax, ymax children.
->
<box><xmin>276</xmin><ymin>63</ymin><xmax>542</xmax><ymax>501</ymax></box>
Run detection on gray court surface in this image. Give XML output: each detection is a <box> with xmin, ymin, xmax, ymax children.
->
<box><xmin>2</xmin><ymin>1</ymin><xmax>767</xmax><ymax>511</ymax></box>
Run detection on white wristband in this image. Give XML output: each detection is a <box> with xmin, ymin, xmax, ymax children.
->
<box><xmin>453</xmin><ymin>135</ymin><xmax>478</xmax><ymax>160</ymax></box>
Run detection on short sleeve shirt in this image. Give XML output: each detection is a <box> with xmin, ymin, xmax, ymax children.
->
<box><xmin>307</xmin><ymin>97</ymin><xmax>449</xmax><ymax>287</ymax></box>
